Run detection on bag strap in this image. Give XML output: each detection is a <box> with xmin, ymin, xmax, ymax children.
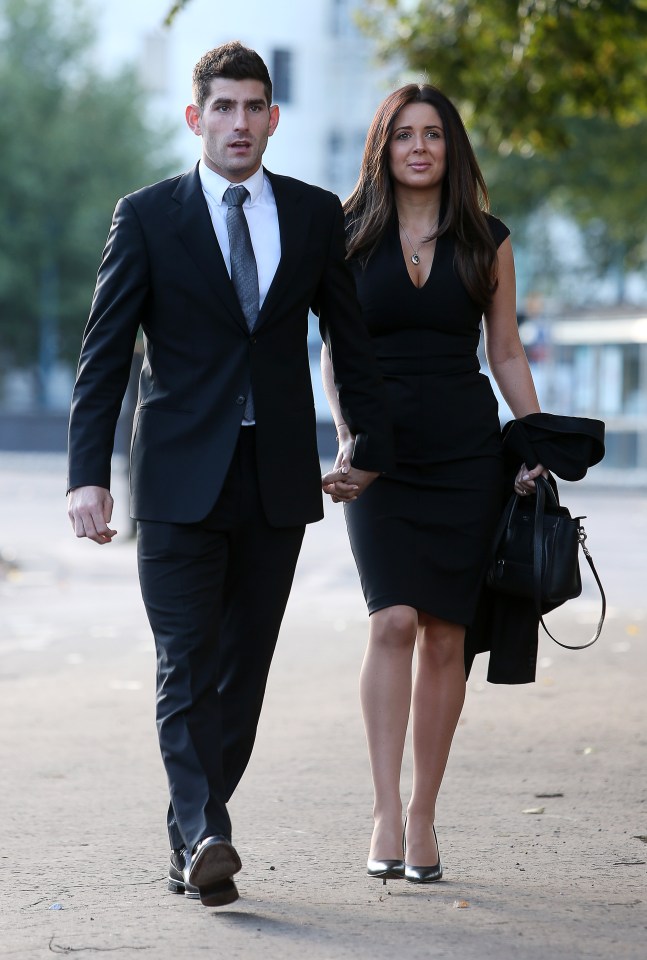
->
<box><xmin>490</xmin><ymin>486</ymin><xmax>517</xmax><ymax>561</ymax></box>
<box><xmin>531</xmin><ymin>476</ymin><xmax>606</xmax><ymax>650</ymax></box>
<box><xmin>540</xmin><ymin>529</ymin><xmax>607</xmax><ymax>649</ymax></box>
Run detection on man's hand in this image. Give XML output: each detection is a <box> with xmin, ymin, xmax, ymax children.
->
<box><xmin>322</xmin><ymin>465</ymin><xmax>379</xmax><ymax>503</ymax></box>
<box><xmin>67</xmin><ymin>486</ymin><xmax>117</xmax><ymax>544</ymax></box>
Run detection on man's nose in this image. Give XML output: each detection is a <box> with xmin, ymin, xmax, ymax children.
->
<box><xmin>233</xmin><ymin>108</ymin><xmax>248</xmax><ymax>130</ymax></box>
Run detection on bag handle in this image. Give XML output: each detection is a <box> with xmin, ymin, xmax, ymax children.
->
<box><xmin>532</xmin><ymin>476</ymin><xmax>606</xmax><ymax>650</ymax></box>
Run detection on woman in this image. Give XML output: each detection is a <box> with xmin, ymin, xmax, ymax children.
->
<box><xmin>321</xmin><ymin>84</ymin><xmax>544</xmax><ymax>883</ymax></box>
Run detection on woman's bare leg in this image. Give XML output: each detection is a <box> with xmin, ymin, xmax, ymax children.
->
<box><xmin>360</xmin><ymin>605</ymin><xmax>418</xmax><ymax>860</ymax></box>
<box><xmin>404</xmin><ymin>615</ymin><xmax>466</xmax><ymax>866</ymax></box>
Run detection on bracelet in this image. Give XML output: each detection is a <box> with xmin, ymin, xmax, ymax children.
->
<box><xmin>335</xmin><ymin>421</ymin><xmax>349</xmax><ymax>442</ymax></box>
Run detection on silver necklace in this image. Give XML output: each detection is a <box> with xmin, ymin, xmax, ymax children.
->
<box><xmin>398</xmin><ymin>221</ymin><xmax>437</xmax><ymax>265</ymax></box>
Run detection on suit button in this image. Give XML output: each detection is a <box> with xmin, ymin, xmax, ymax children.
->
<box><xmin>250</xmin><ymin>336</ymin><xmax>257</xmax><ymax>344</ymax></box>
<box><xmin>235</xmin><ymin>395</ymin><xmax>246</xmax><ymax>405</ymax></box>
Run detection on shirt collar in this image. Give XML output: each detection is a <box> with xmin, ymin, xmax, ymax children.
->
<box><xmin>198</xmin><ymin>161</ymin><xmax>265</xmax><ymax>206</ymax></box>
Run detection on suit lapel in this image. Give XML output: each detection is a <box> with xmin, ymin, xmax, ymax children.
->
<box><xmin>257</xmin><ymin>170</ymin><xmax>312</xmax><ymax>328</ymax></box>
<box><xmin>167</xmin><ymin>165</ymin><xmax>247</xmax><ymax>332</ymax></box>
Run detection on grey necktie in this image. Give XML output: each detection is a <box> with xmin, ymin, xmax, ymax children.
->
<box><xmin>223</xmin><ymin>184</ymin><xmax>259</xmax><ymax>421</ymax></box>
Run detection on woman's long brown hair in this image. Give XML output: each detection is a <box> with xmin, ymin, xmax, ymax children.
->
<box><xmin>345</xmin><ymin>84</ymin><xmax>499</xmax><ymax>309</ymax></box>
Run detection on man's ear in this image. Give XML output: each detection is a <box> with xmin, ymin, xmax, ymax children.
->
<box><xmin>185</xmin><ymin>103</ymin><xmax>202</xmax><ymax>137</ymax></box>
<box><xmin>268</xmin><ymin>104</ymin><xmax>280</xmax><ymax>137</ymax></box>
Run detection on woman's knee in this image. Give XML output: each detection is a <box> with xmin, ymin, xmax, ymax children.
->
<box><xmin>417</xmin><ymin>617</ymin><xmax>465</xmax><ymax>666</ymax></box>
<box><xmin>369</xmin><ymin>605</ymin><xmax>418</xmax><ymax>650</ymax></box>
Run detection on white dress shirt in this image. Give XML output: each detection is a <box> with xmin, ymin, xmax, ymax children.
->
<box><xmin>198</xmin><ymin>160</ymin><xmax>281</xmax><ymax>308</ymax></box>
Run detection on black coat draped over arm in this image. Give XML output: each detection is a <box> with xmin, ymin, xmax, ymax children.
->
<box><xmin>464</xmin><ymin>413</ymin><xmax>605</xmax><ymax>684</ymax></box>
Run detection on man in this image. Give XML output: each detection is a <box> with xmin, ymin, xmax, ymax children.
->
<box><xmin>67</xmin><ymin>42</ymin><xmax>392</xmax><ymax>908</ymax></box>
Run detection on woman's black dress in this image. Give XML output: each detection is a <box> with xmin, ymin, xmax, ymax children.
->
<box><xmin>344</xmin><ymin>215</ymin><xmax>510</xmax><ymax>626</ymax></box>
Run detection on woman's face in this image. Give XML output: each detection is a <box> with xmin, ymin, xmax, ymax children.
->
<box><xmin>388</xmin><ymin>101</ymin><xmax>447</xmax><ymax>191</ymax></box>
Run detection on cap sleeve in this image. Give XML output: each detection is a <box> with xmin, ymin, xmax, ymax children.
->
<box><xmin>486</xmin><ymin>214</ymin><xmax>510</xmax><ymax>249</ymax></box>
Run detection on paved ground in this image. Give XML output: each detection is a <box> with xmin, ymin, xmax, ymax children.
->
<box><xmin>0</xmin><ymin>454</ymin><xmax>645</xmax><ymax>959</ymax></box>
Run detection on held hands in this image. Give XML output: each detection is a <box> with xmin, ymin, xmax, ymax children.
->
<box><xmin>67</xmin><ymin>485</ymin><xmax>117</xmax><ymax>544</ymax></box>
<box><xmin>514</xmin><ymin>462</ymin><xmax>549</xmax><ymax>496</ymax></box>
<box><xmin>321</xmin><ymin>424</ymin><xmax>379</xmax><ymax>503</ymax></box>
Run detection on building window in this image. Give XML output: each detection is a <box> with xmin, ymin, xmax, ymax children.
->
<box><xmin>330</xmin><ymin>0</ymin><xmax>358</xmax><ymax>37</ymax></box>
<box><xmin>138</xmin><ymin>30</ymin><xmax>169</xmax><ymax>95</ymax></box>
<box><xmin>327</xmin><ymin>131</ymin><xmax>344</xmax><ymax>189</ymax></box>
<box><xmin>271</xmin><ymin>49</ymin><xmax>293</xmax><ymax>104</ymax></box>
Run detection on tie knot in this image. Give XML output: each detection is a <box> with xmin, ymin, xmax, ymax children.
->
<box><xmin>223</xmin><ymin>185</ymin><xmax>249</xmax><ymax>208</ymax></box>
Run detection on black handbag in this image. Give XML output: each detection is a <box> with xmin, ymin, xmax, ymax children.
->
<box><xmin>487</xmin><ymin>475</ymin><xmax>606</xmax><ymax>649</ymax></box>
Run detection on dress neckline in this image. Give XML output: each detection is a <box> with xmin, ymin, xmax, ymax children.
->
<box><xmin>393</xmin><ymin>218</ymin><xmax>441</xmax><ymax>291</ymax></box>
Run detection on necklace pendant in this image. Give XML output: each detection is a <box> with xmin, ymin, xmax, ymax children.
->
<box><xmin>411</xmin><ymin>253</ymin><xmax>420</xmax><ymax>265</ymax></box>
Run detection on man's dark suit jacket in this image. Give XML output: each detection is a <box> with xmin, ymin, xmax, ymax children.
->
<box><xmin>68</xmin><ymin>165</ymin><xmax>393</xmax><ymax>525</ymax></box>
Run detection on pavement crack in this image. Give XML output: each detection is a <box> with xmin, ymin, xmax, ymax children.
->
<box><xmin>48</xmin><ymin>938</ymin><xmax>150</xmax><ymax>954</ymax></box>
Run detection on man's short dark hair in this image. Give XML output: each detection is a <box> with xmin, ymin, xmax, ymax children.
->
<box><xmin>192</xmin><ymin>41</ymin><xmax>273</xmax><ymax>110</ymax></box>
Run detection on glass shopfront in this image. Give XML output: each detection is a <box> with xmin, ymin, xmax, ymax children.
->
<box><xmin>519</xmin><ymin>316</ymin><xmax>647</xmax><ymax>475</ymax></box>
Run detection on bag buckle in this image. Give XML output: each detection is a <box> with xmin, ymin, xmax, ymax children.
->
<box><xmin>577</xmin><ymin>524</ymin><xmax>591</xmax><ymax>558</ymax></box>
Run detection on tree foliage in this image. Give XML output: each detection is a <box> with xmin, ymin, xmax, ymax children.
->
<box><xmin>360</xmin><ymin>0</ymin><xmax>647</xmax><ymax>152</ymax></box>
<box><xmin>481</xmin><ymin>116</ymin><xmax>647</xmax><ymax>277</ymax></box>
<box><xmin>0</xmin><ymin>0</ymin><xmax>177</xmax><ymax>371</ymax></box>
<box><xmin>164</xmin><ymin>0</ymin><xmax>192</xmax><ymax>25</ymax></box>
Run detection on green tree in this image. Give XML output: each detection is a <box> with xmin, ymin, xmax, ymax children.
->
<box><xmin>360</xmin><ymin>0</ymin><xmax>647</xmax><ymax>151</ymax></box>
<box><xmin>0</xmin><ymin>0</ymin><xmax>177</xmax><ymax>393</ymax></box>
<box><xmin>164</xmin><ymin>0</ymin><xmax>191</xmax><ymax>23</ymax></box>
<box><xmin>479</xmin><ymin>116</ymin><xmax>647</xmax><ymax>300</ymax></box>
